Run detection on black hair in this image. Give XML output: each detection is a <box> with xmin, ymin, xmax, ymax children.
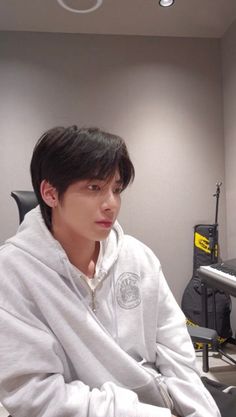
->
<box><xmin>30</xmin><ymin>126</ymin><xmax>135</xmax><ymax>229</ymax></box>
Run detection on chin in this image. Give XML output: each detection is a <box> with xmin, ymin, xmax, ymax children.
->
<box><xmin>96</xmin><ymin>230</ymin><xmax>112</xmax><ymax>240</ymax></box>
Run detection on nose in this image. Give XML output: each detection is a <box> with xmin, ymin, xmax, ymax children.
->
<box><xmin>101</xmin><ymin>190</ymin><xmax>120</xmax><ymax>212</ymax></box>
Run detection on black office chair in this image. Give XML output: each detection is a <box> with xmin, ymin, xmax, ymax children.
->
<box><xmin>11</xmin><ymin>190</ymin><xmax>38</xmax><ymax>224</ymax></box>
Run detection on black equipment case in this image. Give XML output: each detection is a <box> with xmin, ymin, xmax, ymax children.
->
<box><xmin>181</xmin><ymin>183</ymin><xmax>232</xmax><ymax>339</ymax></box>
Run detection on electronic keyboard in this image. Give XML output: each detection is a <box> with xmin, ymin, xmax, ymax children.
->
<box><xmin>199</xmin><ymin>258</ymin><xmax>236</xmax><ymax>296</ymax></box>
<box><xmin>199</xmin><ymin>258</ymin><xmax>236</xmax><ymax>282</ymax></box>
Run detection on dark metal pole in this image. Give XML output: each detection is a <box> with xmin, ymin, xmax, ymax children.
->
<box><xmin>213</xmin><ymin>181</ymin><xmax>222</xmax><ymax>226</ymax></box>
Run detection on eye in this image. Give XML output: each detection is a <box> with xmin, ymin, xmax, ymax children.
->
<box><xmin>87</xmin><ymin>184</ymin><xmax>101</xmax><ymax>192</ymax></box>
<box><xmin>113</xmin><ymin>186</ymin><xmax>123</xmax><ymax>194</ymax></box>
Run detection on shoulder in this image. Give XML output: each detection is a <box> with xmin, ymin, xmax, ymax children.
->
<box><xmin>123</xmin><ymin>234</ymin><xmax>158</xmax><ymax>256</ymax></box>
<box><xmin>0</xmin><ymin>241</ymin><xmax>31</xmax><ymax>269</ymax></box>
<box><xmin>120</xmin><ymin>234</ymin><xmax>161</xmax><ymax>269</ymax></box>
<box><xmin>0</xmin><ymin>242</ymin><xmax>19</xmax><ymax>264</ymax></box>
<box><xmin>0</xmin><ymin>243</ymin><xmax>24</xmax><ymax>286</ymax></box>
<box><xmin>0</xmin><ymin>242</ymin><xmax>32</xmax><ymax>301</ymax></box>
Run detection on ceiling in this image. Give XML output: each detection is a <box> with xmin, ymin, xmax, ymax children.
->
<box><xmin>0</xmin><ymin>0</ymin><xmax>236</xmax><ymax>39</ymax></box>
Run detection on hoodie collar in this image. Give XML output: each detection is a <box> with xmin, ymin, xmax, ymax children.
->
<box><xmin>6</xmin><ymin>206</ymin><xmax>124</xmax><ymax>279</ymax></box>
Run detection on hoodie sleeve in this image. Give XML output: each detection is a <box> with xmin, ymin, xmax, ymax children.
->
<box><xmin>155</xmin><ymin>266</ymin><xmax>221</xmax><ymax>417</ymax></box>
<box><xmin>0</xmin><ymin>307</ymin><xmax>171</xmax><ymax>417</ymax></box>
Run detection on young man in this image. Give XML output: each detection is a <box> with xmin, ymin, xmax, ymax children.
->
<box><xmin>0</xmin><ymin>126</ymin><xmax>220</xmax><ymax>417</ymax></box>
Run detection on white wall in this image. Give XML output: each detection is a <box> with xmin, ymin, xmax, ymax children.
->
<box><xmin>221</xmin><ymin>20</ymin><xmax>236</xmax><ymax>333</ymax></box>
<box><xmin>0</xmin><ymin>32</ymin><xmax>226</xmax><ymax>307</ymax></box>
<box><xmin>221</xmin><ymin>21</ymin><xmax>236</xmax><ymax>259</ymax></box>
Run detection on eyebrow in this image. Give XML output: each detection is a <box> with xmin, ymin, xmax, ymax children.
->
<box><xmin>86</xmin><ymin>177</ymin><xmax>122</xmax><ymax>184</ymax></box>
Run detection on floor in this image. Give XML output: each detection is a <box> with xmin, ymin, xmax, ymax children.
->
<box><xmin>196</xmin><ymin>343</ymin><xmax>236</xmax><ymax>386</ymax></box>
<box><xmin>0</xmin><ymin>345</ymin><xmax>236</xmax><ymax>416</ymax></box>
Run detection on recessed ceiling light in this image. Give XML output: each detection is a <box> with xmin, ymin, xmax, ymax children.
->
<box><xmin>57</xmin><ymin>0</ymin><xmax>104</xmax><ymax>14</ymax></box>
<box><xmin>159</xmin><ymin>0</ymin><xmax>175</xmax><ymax>7</ymax></box>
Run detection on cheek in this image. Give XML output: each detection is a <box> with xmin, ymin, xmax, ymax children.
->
<box><xmin>116</xmin><ymin>198</ymin><xmax>122</xmax><ymax>212</ymax></box>
<box><xmin>66</xmin><ymin>202</ymin><xmax>94</xmax><ymax>222</ymax></box>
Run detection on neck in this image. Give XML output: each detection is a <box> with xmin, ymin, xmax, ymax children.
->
<box><xmin>52</xmin><ymin>226</ymin><xmax>100</xmax><ymax>278</ymax></box>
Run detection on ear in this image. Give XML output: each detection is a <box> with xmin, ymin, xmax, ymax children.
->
<box><xmin>40</xmin><ymin>180</ymin><xmax>58</xmax><ymax>208</ymax></box>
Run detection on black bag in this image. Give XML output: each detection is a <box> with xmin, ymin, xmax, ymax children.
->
<box><xmin>181</xmin><ymin>224</ymin><xmax>232</xmax><ymax>339</ymax></box>
<box><xmin>202</xmin><ymin>376</ymin><xmax>236</xmax><ymax>417</ymax></box>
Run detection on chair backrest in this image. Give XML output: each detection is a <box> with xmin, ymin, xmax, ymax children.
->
<box><xmin>11</xmin><ymin>190</ymin><xmax>38</xmax><ymax>224</ymax></box>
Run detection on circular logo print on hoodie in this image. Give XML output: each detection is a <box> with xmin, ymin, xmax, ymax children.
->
<box><xmin>116</xmin><ymin>272</ymin><xmax>141</xmax><ymax>309</ymax></box>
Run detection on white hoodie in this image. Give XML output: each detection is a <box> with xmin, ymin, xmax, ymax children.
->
<box><xmin>0</xmin><ymin>207</ymin><xmax>220</xmax><ymax>417</ymax></box>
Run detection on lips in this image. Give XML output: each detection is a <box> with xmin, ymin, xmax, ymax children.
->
<box><xmin>96</xmin><ymin>220</ymin><xmax>113</xmax><ymax>228</ymax></box>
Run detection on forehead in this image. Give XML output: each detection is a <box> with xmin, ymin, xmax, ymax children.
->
<box><xmin>90</xmin><ymin>170</ymin><xmax>121</xmax><ymax>183</ymax></box>
<box><xmin>70</xmin><ymin>170</ymin><xmax>122</xmax><ymax>187</ymax></box>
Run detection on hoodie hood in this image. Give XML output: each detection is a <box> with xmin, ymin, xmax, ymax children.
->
<box><xmin>6</xmin><ymin>206</ymin><xmax>124</xmax><ymax>279</ymax></box>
